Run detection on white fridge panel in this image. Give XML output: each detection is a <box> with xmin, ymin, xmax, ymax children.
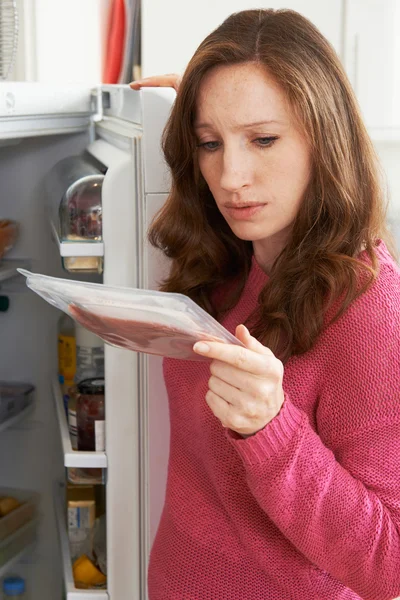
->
<box><xmin>0</xmin><ymin>82</ymin><xmax>94</xmax><ymax>140</ymax></box>
<box><xmin>141</xmin><ymin>89</ymin><xmax>175</xmax><ymax>194</ymax></box>
<box><xmin>143</xmin><ymin>193</ymin><xmax>171</xmax><ymax>563</ymax></box>
<box><xmin>0</xmin><ymin>83</ymin><xmax>93</xmax><ymax>117</ymax></box>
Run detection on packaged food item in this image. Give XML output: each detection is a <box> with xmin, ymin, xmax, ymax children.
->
<box><xmin>0</xmin><ymin>219</ymin><xmax>19</xmax><ymax>260</ymax></box>
<box><xmin>0</xmin><ymin>382</ymin><xmax>35</xmax><ymax>424</ymax></box>
<box><xmin>67</xmin><ymin>384</ymin><xmax>78</xmax><ymax>450</ymax></box>
<box><xmin>44</xmin><ymin>155</ymin><xmax>104</xmax><ymax>274</ymax></box>
<box><xmin>67</xmin><ymin>467</ymin><xmax>105</xmax><ymax>486</ymax></box>
<box><xmin>73</xmin><ymin>554</ymin><xmax>106</xmax><ymax>589</ymax></box>
<box><xmin>66</xmin><ymin>483</ymin><xmax>95</xmax><ymax>504</ymax></box>
<box><xmin>58</xmin><ymin>313</ymin><xmax>77</xmax><ymax>415</ymax></box>
<box><xmin>76</xmin><ymin>379</ymin><xmax>105</xmax><ymax>452</ymax></box>
<box><xmin>68</xmin><ymin>492</ymin><xmax>96</xmax><ymax>563</ymax></box>
<box><xmin>2</xmin><ymin>576</ymin><xmax>26</xmax><ymax>598</ymax></box>
<box><xmin>66</xmin><ymin>483</ymin><xmax>104</xmax><ymax>517</ymax></box>
<box><xmin>75</xmin><ymin>324</ymin><xmax>104</xmax><ymax>382</ymax></box>
<box><xmin>18</xmin><ymin>270</ymin><xmax>245</xmax><ymax>361</ymax></box>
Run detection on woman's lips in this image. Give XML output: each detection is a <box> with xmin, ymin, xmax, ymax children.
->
<box><xmin>225</xmin><ymin>204</ymin><xmax>267</xmax><ymax>220</ymax></box>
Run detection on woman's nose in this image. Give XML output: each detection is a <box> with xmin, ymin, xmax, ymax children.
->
<box><xmin>220</xmin><ymin>149</ymin><xmax>252</xmax><ymax>192</ymax></box>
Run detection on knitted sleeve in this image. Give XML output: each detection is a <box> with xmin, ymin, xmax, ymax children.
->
<box><xmin>228</xmin><ymin>264</ymin><xmax>400</xmax><ymax>600</ymax></box>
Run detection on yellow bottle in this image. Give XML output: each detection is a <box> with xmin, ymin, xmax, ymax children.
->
<box><xmin>58</xmin><ymin>314</ymin><xmax>76</xmax><ymax>415</ymax></box>
<box><xmin>58</xmin><ymin>314</ymin><xmax>77</xmax><ymax>382</ymax></box>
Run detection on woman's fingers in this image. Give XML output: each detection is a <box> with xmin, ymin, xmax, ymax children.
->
<box><xmin>129</xmin><ymin>73</ymin><xmax>181</xmax><ymax>92</ymax></box>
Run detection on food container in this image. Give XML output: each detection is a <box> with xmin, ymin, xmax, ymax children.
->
<box><xmin>0</xmin><ymin>382</ymin><xmax>35</xmax><ymax>425</ymax></box>
<box><xmin>44</xmin><ymin>155</ymin><xmax>105</xmax><ymax>273</ymax></box>
<box><xmin>0</xmin><ymin>220</ymin><xmax>19</xmax><ymax>260</ymax></box>
<box><xmin>76</xmin><ymin>378</ymin><xmax>105</xmax><ymax>452</ymax></box>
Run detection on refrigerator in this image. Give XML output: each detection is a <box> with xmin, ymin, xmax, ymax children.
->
<box><xmin>0</xmin><ymin>82</ymin><xmax>175</xmax><ymax>600</ymax></box>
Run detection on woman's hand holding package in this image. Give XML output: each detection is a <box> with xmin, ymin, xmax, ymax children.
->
<box><xmin>193</xmin><ymin>324</ymin><xmax>285</xmax><ymax>437</ymax></box>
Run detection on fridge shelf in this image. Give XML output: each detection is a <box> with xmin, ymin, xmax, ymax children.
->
<box><xmin>0</xmin><ymin>402</ymin><xmax>35</xmax><ymax>434</ymax></box>
<box><xmin>51</xmin><ymin>222</ymin><xmax>104</xmax><ymax>258</ymax></box>
<box><xmin>54</xmin><ymin>483</ymin><xmax>108</xmax><ymax>600</ymax></box>
<box><xmin>52</xmin><ymin>376</ymin><xmax>107</xmax><ymax>469</ymax></box>
<box><xmin>0</xmin><ymin>518</ymin><xmax>38</xmax><ymax>578</ymax></box>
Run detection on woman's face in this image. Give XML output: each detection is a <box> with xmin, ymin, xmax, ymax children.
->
<box><xmin>195</xmin><ymin>62</ymin><xmax>312</xmax><ymax>268</ymax></box>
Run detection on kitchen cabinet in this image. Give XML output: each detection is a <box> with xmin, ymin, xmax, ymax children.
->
<box><xmin>343</xmin><ymin>0</ymin><xmax>400</xmax><ymax>137</ymax></box>
<box><xmin>142</xmin><ymin>1</ymin><xmax>344</xmax><ymax>77</ymax></box>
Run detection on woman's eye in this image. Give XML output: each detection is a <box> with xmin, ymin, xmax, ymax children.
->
<box><xmin>197</xmin><ymin>141</ymin><xmax>220</xmax><ymax>151</ymax></box>
<box><xmin>255</xmin><ymin>136</ymin><xmax>278</xmax><ymax>147</ymax></box>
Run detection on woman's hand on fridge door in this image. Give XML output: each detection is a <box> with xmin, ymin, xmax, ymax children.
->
<box><xmin>193</xmin><ymin>324</ymin><xmax>285</xmax><ymax>438</ymax></box>
<box><xmin>129</xmin><ymin>73</ymin><xmax>181</xmax><ymax>92</ymax></box>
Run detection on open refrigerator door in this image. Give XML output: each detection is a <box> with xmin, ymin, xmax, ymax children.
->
<box><xmin>0</xmin><ymin>81</ymin><xmax>176</xmax><ymax>599</ymax></box>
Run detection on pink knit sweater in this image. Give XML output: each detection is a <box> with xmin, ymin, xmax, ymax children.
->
<box><xmin>148</xmin><ymin>240</ymin><xmax>400</xmax><ymax>600</ymax></box>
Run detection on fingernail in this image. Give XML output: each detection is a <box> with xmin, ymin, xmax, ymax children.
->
<box><xmin>193</xmin><ymin>342</ymin><xmax>210</xmax><ymax>353</ymax></box>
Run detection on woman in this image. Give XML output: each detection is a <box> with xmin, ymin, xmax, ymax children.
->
<box><xmin>131</xmin><ymin>9</ymin><xmax>400</xmax><ymax>600</ymax></box>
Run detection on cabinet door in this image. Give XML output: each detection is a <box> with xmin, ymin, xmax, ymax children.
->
<box><xmin>343</xmin><ymin>0</ymin><xmax>400</xmax><ymax>131</ymax></box>
<box><xmin>142</xmin><ymin>1</ymin><xmax>343</xmax><ymax>77</ymax></box>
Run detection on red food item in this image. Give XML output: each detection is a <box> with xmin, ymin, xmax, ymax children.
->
<box><xmin>69</xmin><ymin>304</ymin><xmax>227</xmax><ymax>360</ymax></box>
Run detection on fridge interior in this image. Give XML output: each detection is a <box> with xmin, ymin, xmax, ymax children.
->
<box><xmin>0</xmin><ymin>131</ymin><xmax>94</xmax><ymax>599</ymax></box>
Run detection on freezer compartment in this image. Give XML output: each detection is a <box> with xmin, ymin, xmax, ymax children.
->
<box><xmin>0</xmin><ymin>487</ymin><xmax>39</xmax><ymax>542</ymax></box>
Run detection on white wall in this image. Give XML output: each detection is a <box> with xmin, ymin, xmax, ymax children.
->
<box><xmin>142</xmin><ymin>0</ymin><xmax>344</xmax><ymax>77</ymax></box>
<box><xmin>11</xmin><ymin>0</ymin><xmax>110</xmax><ymax>83</ymax></box>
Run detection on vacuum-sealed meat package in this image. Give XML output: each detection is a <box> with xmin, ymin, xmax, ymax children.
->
<box><xmin>18</xmin><ymin>270</ymin><xmax>244</xmax><ymax>361</ymax></box>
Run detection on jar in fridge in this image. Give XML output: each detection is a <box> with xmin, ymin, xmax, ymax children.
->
<box><xmin>44</xmin><ymin>155</ymin><xmax>104</xmax><ymax>274</ymax></box>
<box><xmin>76</xmin><ymin>378</ymin><xmax>105</xmax><ymax>452</ymax></box>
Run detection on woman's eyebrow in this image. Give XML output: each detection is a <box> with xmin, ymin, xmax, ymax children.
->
<box><xmin>194</xmin><ymin>119</ymin><xmax>287</xmax><ymax>130</ymax></box>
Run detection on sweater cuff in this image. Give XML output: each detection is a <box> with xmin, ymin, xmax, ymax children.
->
<box><xmin>226</xmin><ymin>397</ymin><xmax>305</xmax><ymax>465</ymax></box>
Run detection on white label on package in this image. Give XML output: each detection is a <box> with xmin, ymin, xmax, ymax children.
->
<box><xmin>95</xmin><ymin>420</ymin><xmax>105</xmax><ymax>451</ymax></box>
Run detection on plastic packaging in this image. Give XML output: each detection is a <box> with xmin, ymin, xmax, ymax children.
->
<box><xmin>18</xmin><ymin>270</ymin><xmax>245</xmax><ymax>361</ymax></box>
<box><xmin>2</xmin><ymin>576</ymin><xmax>26</xmax><ymax>598</ymax></box>
<box><xmin>92</xmin><ymin>514</ymin><xmax>107</xmax><ymax>576</ymax></box>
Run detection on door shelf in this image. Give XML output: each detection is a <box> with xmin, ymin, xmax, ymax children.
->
<box><xmin>51</xmin><ymin>376</ymin><xmax>107</xmax><ymax>469</ymax></box>
<box><xmin>54</xmin><ymin>483</ymin><xmax>108</xmax><ymax>600</ymax></box>
<box><xmin>51</xmin><ymin>222</ymin><xmax>104</xmax><ymax>258</ymax></box>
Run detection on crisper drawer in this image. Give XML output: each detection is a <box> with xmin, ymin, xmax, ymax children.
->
<box><xmin>0</xmin><ymin>487</ymin><xmax>39</xmax><ymax>542</ymax></box>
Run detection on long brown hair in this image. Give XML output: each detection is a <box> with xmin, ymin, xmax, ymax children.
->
<box><xmin>148</xmin><ymin>8</ymin><xmax>396</xmax><ymax>363</ymax></box>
